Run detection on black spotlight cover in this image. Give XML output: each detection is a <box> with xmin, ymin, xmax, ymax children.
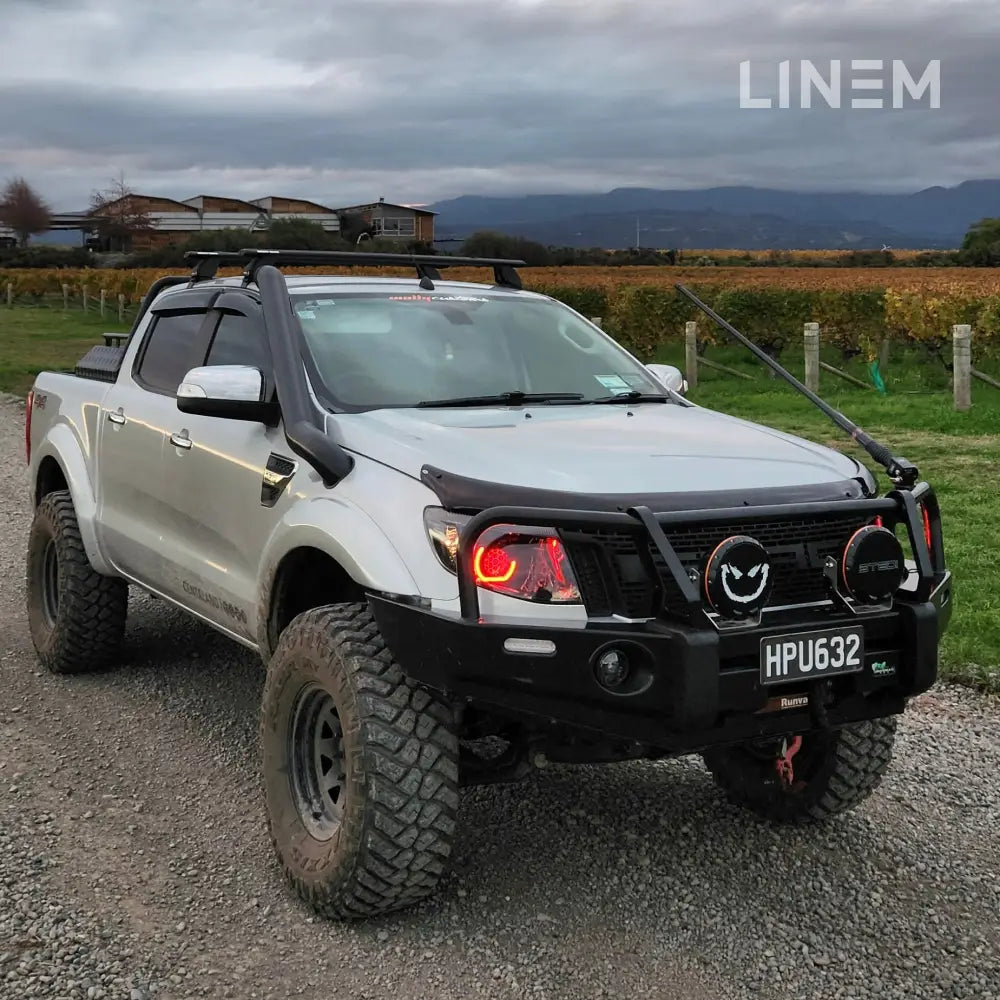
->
<box><xmin>841</xmin><ymin>525</ymin><xmax>906</xmax><ymax>601</ymax></box>
<box><xmin>704</xmin><ymin>535</ymin><xmax>773</xmax><ymax>618</ymax></box>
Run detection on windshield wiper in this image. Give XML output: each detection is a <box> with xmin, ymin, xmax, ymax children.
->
<box><xmin>585</xmin><ymin>391</ymin><xmax>671</xmax><ymax>404</ymax></box>
<box><xmin>416</xmin><ymin>391</ymin><xmax>584</xmax><ymax>408</ymax></box>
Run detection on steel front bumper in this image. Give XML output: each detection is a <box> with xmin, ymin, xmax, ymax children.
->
<box><xmin>373</xmin><ymin>480</ymin><xmax>951</xmax><ymax>754</ymax></box>
<box><xmin>370</xmin><ymin>575</ymin><xmax>950</xmax><ymax>754</ymax></box>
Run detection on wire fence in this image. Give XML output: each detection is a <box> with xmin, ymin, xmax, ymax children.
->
<box><xmin>3</xmin><ymin>283</ymin><xmax>141</xmax><ymax>324</ymax></box>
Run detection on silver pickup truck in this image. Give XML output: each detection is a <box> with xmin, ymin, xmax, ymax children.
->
<box><xmin>24</xmin><ymin>249</ymin><xmax>952</xmax><ymax>919</ymax></box>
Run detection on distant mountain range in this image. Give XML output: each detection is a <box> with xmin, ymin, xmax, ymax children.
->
<box><xmin>429</xmin><ymin>180</ymin><xmax>1000</xmax><ymax>250</ymax></box>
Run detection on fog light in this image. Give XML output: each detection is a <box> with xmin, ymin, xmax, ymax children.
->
<box><xmin>842</xmin><ymin>525</ymin><xmax>906</xmax><ymax>602</ymax></box>
<box><xmin>595</xmin><ymin>647</ymin><xmax>630</xmax><ymax>689</ymax></box>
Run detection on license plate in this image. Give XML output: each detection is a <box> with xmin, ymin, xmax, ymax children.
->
<box><xmin>760</xmin><ymin>626</ymin><xmax>865</xmax><ymax>686</ymax></box>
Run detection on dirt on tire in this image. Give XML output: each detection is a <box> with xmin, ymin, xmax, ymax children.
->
<box><xmin>25</xmin><ymin>489</ymin><xmax>128</xmax><ymax>674</ymax></box>
<box><xmin>261</xmin><ymin>602</ymin><xmax>460</xmax><ymax>918</ymax></box>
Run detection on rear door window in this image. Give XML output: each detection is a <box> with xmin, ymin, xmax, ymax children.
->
<box><xmin>205</xmin><ymin>311</ymin><xmax>271</xmax><ymax>373</ymax></box>
<box><xmin>135</xmin><ymin>311</ymin><xmax>211</xmax><ymax>395</ymax></box>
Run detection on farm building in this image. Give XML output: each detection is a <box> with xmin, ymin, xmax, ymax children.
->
<box><xmin>333</xmin><ymin>198</ymin><xmax>436</xmax><ymax>243</ymax></box>
<box><xmin>83</xmin><ymin>193</ymin><xmax>343</xmax><ymax>251</ymax></box>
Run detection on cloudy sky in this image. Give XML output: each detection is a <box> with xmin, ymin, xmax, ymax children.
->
<box><xmin>0</xmin><ymin>0</ymin><xmax>996</xmax><ymax>210</ymax></box>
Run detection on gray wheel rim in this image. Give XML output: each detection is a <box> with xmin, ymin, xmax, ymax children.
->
<box><xmin>40</xmin><ymin>539</ymin><xmax>60</xmax><ymax>627</ymax></box>
<box><xmin>288</xmin><ymin>684</ymin><xmax>346</xmax><ymax>841</ymax></box>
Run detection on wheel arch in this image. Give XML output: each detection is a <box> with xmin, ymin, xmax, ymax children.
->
<box><xmin>256</xmin><ymin>513</ymin><xmax>420</xmax><ymax>660</ymax></box>
<box><xmin>30</xmin><ymin>426</ymin><xmax>113</xmax><ymax>575</ymax></box>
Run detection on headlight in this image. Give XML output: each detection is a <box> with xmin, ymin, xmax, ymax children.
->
<box><xmin>423</xmin><ymin>507</ymin><xmax>470</xmax><ymax>573</ymax></box>
<box><xmin>472</xmin><ymin>524</ymin><xmax>581</xmax><ymax>604</ymax></box>
<box><xmin>423</xmin><ymin>508</ymin><xmax>582</xmax><ymax>604</ymax></box>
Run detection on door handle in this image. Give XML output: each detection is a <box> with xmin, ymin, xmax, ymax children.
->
<box><xmin>169</xmin><ymin>431</ymin><xmax>193</xmax><ymax>451</ymax></box>
<box><xmin>107</xmin><ymin>408</ymin><xmax>126</xmax><ymax>426</ymax></box>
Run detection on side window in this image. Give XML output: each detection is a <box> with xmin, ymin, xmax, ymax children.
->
<box><xmin>135</xmin><ymin>311</ymin><xmax>209</xmax><ymax>395</ymax></box>
<box><xmin>205</xmin><ymin>312</ymin><xmax>270</xmax><ymax>373</ymax></box>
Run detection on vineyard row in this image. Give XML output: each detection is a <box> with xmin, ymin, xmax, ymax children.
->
<box><xmin>4</xmin><ymin>266</ymin><xmax>1000</xmax><ymax>358</ymax></box>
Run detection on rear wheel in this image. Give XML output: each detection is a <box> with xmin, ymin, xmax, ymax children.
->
<box><xmin>261</xmin><ymin>603</ymin><xmax>460</xmax><ymax>919</ymax></box>
<box><xmin>702</xmin><ymin>717</ymin><xmax>897</xmax><ymax>824</ymax></box>
<box><xmin>26</xmin><ymin>491</ymin><xmax>128</xmax><ymax>674</ymax></box>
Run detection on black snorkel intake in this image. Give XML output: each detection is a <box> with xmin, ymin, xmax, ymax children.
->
<box><xmin>675</xmin><ymin>284</ymin><xmax>920</xmax><ymax>490</ymax></box>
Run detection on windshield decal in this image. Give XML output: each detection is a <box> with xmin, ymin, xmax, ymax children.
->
<box><xmin>387</xmin><ymin>294</ymin><xmax>490</xmax><ymax>303</ymax></box>
<box><xmin>595</xmin><ymin>374</ymin><xmax>631</xmax><ymax>392</ymax></box>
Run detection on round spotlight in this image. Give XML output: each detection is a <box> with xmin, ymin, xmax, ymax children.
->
<box><xmin>841</xmin><ymin>525</ymin><xmax>906</xmax><ymax>602</ymax></box>
<box><xmin>704</xmin><ymin>535</ymin><xmax>773</xmax><ymax>618</ymax></box>
<box><xmin>594</xmin><ymin>647</ymin><xmax>630</xmax><ymax>689</ymax></box>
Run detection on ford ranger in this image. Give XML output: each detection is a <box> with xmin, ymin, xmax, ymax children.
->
<box><xmin>23</xmin><ymin>249</ymin><xmax>952</xmax><ymax>919</ymax></box>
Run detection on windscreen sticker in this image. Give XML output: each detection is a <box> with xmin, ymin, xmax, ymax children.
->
<box><xmin>297</xmin><ymin>309</ymin><xmax>316</xmax><ymax>319</ymax></box>
<box><xmin>595</xmin><ymin>374</ymin><xmax>631</xmax><ymax>392</ymax></box>
<box><xmin>622</xmin><ymin>373</ymin><xmax>650</xmax><ymax>387</ymax></box>
<box><xmin>387</xmin><ymin>294</ymin><xmax>490</xmax><ymax>303</ymax></box>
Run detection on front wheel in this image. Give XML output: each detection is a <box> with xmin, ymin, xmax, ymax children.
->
<box><xmin>702</xmin><ymin>717</ymin><xmax>897</xmax><ymax>824</ymax></box>
<box><xmin>260</xmin><ymin>603</ymin><xmax>460</xmax><ymax>919</ymax></box>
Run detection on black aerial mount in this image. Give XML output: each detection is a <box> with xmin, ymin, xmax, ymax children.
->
<box><xmin>675</xmin><ymin>284</ymin><xmax>920</xmax><ymax>489</ymax></box>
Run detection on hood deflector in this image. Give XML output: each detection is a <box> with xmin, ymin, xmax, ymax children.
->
<box><xmin>420</xmin><ymin>464</ymin><xmax>869</xmax><ymax>516</ymax></box>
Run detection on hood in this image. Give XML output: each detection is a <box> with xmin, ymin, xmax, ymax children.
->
<box><xmin>333</xmin><ymin>402</ymin><xmax>864</xmax><ymax>496</ymax></box>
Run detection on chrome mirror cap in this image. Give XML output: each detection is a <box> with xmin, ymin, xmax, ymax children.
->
<box><xmin>646</xmin><ymin>363</ymin><xmax>687</xmax><ymax>396</ymax></box>
<box><xmin>177</xmin><ymin>365</ymin><xmax>264</xmax><ymax>403</ymax></box>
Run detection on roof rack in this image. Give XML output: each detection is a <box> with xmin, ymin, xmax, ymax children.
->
<box><xmin>186</xmin><ymin>251</ymin><xmax>249</xmax><ymax>283</ymax></box>
<box><xmin>183</xmin><ymin>248</ymin><xmax>526</xmax><ymax>290</ymax></box>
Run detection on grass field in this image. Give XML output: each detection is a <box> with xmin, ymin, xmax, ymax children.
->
<box><xmin>0</xmin><ymin>304</ymin><xmax>130</xmax><ymax>396</ymax></box>
<box><xmin>2</xmin><ymin>304</ymin><xmax>998</xmax><ymax>692</ymax></box>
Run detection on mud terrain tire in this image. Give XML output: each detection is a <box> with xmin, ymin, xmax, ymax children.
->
<box><xmin>26</xmin><ymin>490</ymin><xmax>128</xmax><ymax>674</ymax></box>
<box><xmin>261</xmin><ymin>603</ymin><xmax>460</xmax><ymax>918</ymax></box>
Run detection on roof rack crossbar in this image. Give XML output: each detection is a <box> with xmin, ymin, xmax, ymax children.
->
<box><xmin>182</xmin><ymin>248</ymin><xmax>526</xmax><ymax>289</ymax></box>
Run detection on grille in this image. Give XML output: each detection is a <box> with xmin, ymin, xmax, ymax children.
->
<box><xmin>563</xmin><ymin>511</ymin><xmax>872</xmax><ymax>619</ymax></box>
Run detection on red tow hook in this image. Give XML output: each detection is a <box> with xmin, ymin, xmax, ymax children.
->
<box><xmin>775</xmin><ymin>735</ymin><xmax>803</xmax><ymax>790</ymax></box>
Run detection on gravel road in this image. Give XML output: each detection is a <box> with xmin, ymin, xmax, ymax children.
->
<box><xmin>1</xmin><ymin>395</ymin><xmax>998</xmax><ymax>1000</ymax></box>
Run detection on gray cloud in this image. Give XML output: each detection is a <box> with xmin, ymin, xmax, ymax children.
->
<box><xmin>0</xmin><ymin>0</ymin><xmax>996</xmax><ymax>208</ymax></box>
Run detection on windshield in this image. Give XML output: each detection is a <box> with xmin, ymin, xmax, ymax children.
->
<box><xmin>291</xmin><ymin>291</ymin><xmax>666</xmax><ymax>410</ymax></box>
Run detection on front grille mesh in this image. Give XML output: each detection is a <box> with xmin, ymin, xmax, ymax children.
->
<box><xmin>563</xmin><ymin>511</ymin><xmax>872</xmax><ymax>619</ymax></box>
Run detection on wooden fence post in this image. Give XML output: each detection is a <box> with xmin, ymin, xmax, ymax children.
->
<box><xmin>62</xmin><ymin>283</ymin><xmax>70</xmax><ymax>311</ymax></box>
<box><xmin>804</xmin><ymin>322</ymin><xmax>820</xmax><ymax>393</ymax></box>
<box><xmin>878</xmin><ymin>336</ymin><xmax>891</xmax><ymax>374</ymax></box>
<box><xmin>590</xmin><ymin>316</ymin><xmax>603</xmax><ymax>328</ymax></box>
<box><xmin>5</xmin><ymin>282</ymin><xmax>12</xmax><ymax>308</ymax></box>
<box><xmin>685</xmin><ymin>321</ymin><xmax>698</xmax><ymax>389</ymax></box>
<box><xmin>82</xmin><ymin>284</ymin><xmax>89</xmax><ymax>313</ymax></box>
<box><xmin>953</xmin><ymin>324</ymin><xmax>972</xmax><ymax>411</ymax></box>
<box><xmin>100</xmin><ymin>289</ymin><xmax>106</xmax><ymax>318</ymax></box>
<box><xmin>117</xmin><ymin>294</ymin><xmax>125</xmax><ymax>322</ymax></box>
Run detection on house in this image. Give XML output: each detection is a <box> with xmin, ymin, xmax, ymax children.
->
<box><xmin>333</xmin><ymin>197</ymin><xmax>436</xmax><ymax>244</ymax></box>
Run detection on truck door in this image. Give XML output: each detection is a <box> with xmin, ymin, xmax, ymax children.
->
<box><xmin>156</xmin><ymin>298</ymin><xmax>294</xmax><ymax>642</ymax></box>
<box><xmin>97</xmin><ymin>294</ymin><xmax>216</xmax><ymax>584</ymax></box>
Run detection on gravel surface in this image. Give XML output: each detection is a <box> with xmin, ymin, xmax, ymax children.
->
<box><xmin>1</xmin><ymin>395</ymin><xmax>998</xmax><ymax>1000</ymax></box>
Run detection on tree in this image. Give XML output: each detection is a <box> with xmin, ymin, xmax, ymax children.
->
<box><xmin>89</xmin><ymin>173</ymin><xmax>152</xmax><ymax>251</ymax></box>
<box><xmin>337</xmin><ymin>211</ymin><xmax>376</xmax><ymax>245</ymax></box>
<box><xmin>959</xmin><ymin>218</ymin><xmax>1000</xmax><ymax>266</ymax></box>
<box><xmin>461</xmin><ymin>230</ymin><xmax>551</xmax><ymax>266</ymax></box>
<box><xmin>266</xmin><ymin>217</ymin><xmax>340</xmax><ymax>249</ymax></box>
<box><xmin>0</xmin><ymin>177</ymin><xmax>51</xmax><ymax>246</ymax></box>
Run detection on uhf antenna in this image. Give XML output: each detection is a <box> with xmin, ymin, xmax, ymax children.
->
<box><xmin>675</xmin><ymin>284</ymin><xmax>919</xmax><ymax>489</ymax></box>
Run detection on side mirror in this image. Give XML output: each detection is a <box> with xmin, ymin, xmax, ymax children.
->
<box><xmin>177</xmin><ymin>365</ymin><xmax>278</xmax><ymax>423</ymax></box>
<box><xmin>646</xmin><ymin>363</ymin><xmax>687</xmax><ymax>396</ymax></box>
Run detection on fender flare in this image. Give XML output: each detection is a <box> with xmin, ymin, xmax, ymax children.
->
<box><xmin>31</xmin><ymin>425</ymin><xmax>115</xmax><ymax>575</ymax></box>
<box><xmin>255</xmin><ymin>498</ymin><xmax>420</xmax><ymax>656</ymax></box>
